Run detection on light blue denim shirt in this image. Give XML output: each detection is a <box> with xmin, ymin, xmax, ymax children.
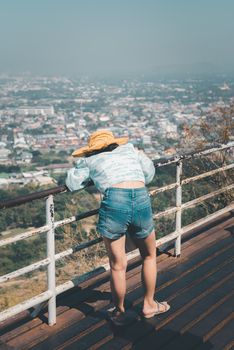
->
<box><xmin>65</xmin><ymin>143</ymin><xmax>155</xmax><ymax>194</ymax></box>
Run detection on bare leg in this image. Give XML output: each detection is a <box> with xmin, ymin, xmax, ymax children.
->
<box><xmin>134</xmin><ymin>231</ymin><xmax>169</xmax><ymax>314</ymax></box>
<box><xmin>102</xmin><ymin>235</ymin><xmax>127</xmax><ymax>312</ymax></box>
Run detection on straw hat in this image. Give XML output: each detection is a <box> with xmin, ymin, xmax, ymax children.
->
<box><xmin>72</xmin><ymin>129</ymin><xmax>129</xmax><ymax>157</ymax></box>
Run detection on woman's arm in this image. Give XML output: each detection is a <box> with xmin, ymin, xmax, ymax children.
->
<box><xmin>65</xmin><ymin>158</ymin><xmax>90</xmax><ymax>191</ymax></box>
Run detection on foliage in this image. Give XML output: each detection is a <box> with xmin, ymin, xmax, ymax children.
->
<box><xmin>179</xmin><ymin>102</ymin><xmax>234</xmax><ymax>152</ymax></box>
<box><xmin>0</xmin><ymin>165</ymin><xmax>21</xmax><ymax>173</ymax></box>
<box><xmin>173</xmin><ymin>102</ymin><xmax>234</xmax><ymax>230</ymax></box>
<box><xmin>31</xmin><ymin>150</ymin><xmax>68</xmax><ymax>165</ymax></box>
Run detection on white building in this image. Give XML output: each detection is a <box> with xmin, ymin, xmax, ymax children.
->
<box><xmin>0</xmin><ymin>148</ymin><xmax>11</xmax><ymax>162</ymax></box>
<box><xmin>166</xmin><ymin>123</ymin><xmax>178</xmax><ymax>139</ymax></box>
<box><xmin>17</xmin><ymin>106</ymin><xmax>54</xmax><ymax>116</ymax></box>
<box><xmin>142</xmin><ymin>135</ymin><xmax>152</xmax><ymax>145</ymax></box>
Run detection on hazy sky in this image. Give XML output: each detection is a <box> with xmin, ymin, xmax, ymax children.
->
<box><xmin>0</xmin><ymin>0</ymin><xmax>234</xmax><ymax>76</ymax></box>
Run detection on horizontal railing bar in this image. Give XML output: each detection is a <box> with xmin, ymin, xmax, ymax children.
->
<box><xmin>55</xmin><ymin>268</ymin><xmax>107</xmax><ymax>296</ymax></box>
<box><xmin>54</xmin><ymin>237</ymin><xmax>103</xmax><ymax>262</ymax></box>
<box><xmin>0</xmin><ymin>225</ymin><xmax>50</xmax><ymax>247</ymax></box>
<box><xmin>0</xmin><ymin>210</ymin><xmax>99</xmax><ymax>248</ymax></box>
<box><xmin>74</xmin><ymin>237</ymin><xmax>103</xmax><ymax>252</ymax></box>
<box><xmin>153</xmin><ymin>206</ymin><xmax>177</xmax><ymax>219</ymax></box>
<box><xmin>0</xmin><ymin>237</ymin><xmax>103</xmax><ymax>283</ymax></box>
<box><xmin>180</xmin><ymin>203</ymin><xmax>234</xmax><ymax>236</ymax></box>
<box><xmin>181</xmin><ymin>183</ymin><xmax>234</xmax><ymax>210</ymax></box>
<box><xmin>55</xmin><ymin>209</ymin><xmax>99</xmax><ymax>230</ymax></box>
<box><xmin>154</xmin><ymin>203</ymin><xmax>234</xmax><ymax>250</ymax></box>
<box><xmin>182</xmin><ymin>163</ymin><xmax>234</xmax><ymax>185</ymax></box>
<box><xmin>75</xmin><ymin>208</ymin><xmax>99</xmax><ymax>221</ymax></box>
<box><xmin>0</xmin><ymin>185</ymin><xmax>68</xmax><ymax>210</ymax></box>
<box><xmin>153</xmin><ymin>184</ymin><xmax>234</xmax><ymax>219</ymax></box>
<box><xmin>150</xmin><ymin>182</ymin><xmax>177</xmax><ymax>196</ymax></box>
<box><xmin>0</xmin><ymin>290</ymin><xmax>52</xmax><ymax>324</ymax></box>
<box><xmin>150</xmin><ymin>163</ymin><xmax>234</xmax><ymax>197</ymax></box>
<box><xmin>153</xmin><ymin>141</ymin><xmax>234</xmax><ymax>168</ymax></box>
<box><xmin>54</xmin><ymin>216</ymin><xmax>76</xmax><ymax>228</ymax></box>
<box><xmin>0</xmin><ymin>142</ymin><xmax>233</xmax><ymax>210</ymax></box>
<box><xmin>55</xmin><ymin>209</ymin><xmax>99</xmax><ymax>228</ymax></box>
<box><xmin>0</xmin><ymin>258</ymin><xmax>50</xmax><ymax>283</ymax></box>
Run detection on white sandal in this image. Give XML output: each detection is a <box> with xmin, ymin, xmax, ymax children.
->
<box><xmin>143</xmin><ymin>300</ymin><xmax>170</xmax><ymax>318</ymax></box>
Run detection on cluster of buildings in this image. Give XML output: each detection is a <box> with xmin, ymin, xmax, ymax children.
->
<box><xmin>0</xmin><ymin>170</ymin><xmax>56</xmax><ymax>188</ymax></box>
<box><xmin>0</xmin><ymin>75</ymin><xmax>233</xmax><ymax>188</ymax></box>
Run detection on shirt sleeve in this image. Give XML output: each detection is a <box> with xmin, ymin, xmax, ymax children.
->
<box><xmin>65</xmin><ymin>158</ymin><xmax>90</xmax><ymax>191</ymax></box>
<box><xmin>136</xmin><ymin>149</ymin><xmax>155</xmax><ymax>184</ymax></box>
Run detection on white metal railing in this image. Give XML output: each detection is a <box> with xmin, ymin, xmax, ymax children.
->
<box><xmin>0</xmin><ymin>141</ymin><xmax>233</xmax><ymax>326</ymax></box>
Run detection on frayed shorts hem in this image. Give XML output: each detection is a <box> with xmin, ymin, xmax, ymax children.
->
<box><xmin>97</xmin><ymin>225</ymin><xmax>155</xmax><ymax>241</ymax></box>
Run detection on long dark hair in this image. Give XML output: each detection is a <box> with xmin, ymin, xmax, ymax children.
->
<box><xmin>84</xmin><ymin>143</ymin><xmax>119</xmax><ymax>158</ymax></box>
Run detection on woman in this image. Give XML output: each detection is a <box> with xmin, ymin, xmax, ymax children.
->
<box><xmin>66</xmin><ymin>129</ymin><xmax>170</xmax><ymax>325</ymax></box>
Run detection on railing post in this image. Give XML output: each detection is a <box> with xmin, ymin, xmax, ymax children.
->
<box><xmin>46</xmin><ymin>195</ymin><xmax>56</xmax><ymax>325</ymax></box>
<box><xmin>175</xmin><ymin>160</ymin><xmax>182</xmax><ymax>257</ymax></box>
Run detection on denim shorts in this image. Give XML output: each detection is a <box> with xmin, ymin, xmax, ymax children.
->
<box><xmin>97</xmin><ymin>187</ymin><xmax>155</xmax><ymax>240</ymax></box>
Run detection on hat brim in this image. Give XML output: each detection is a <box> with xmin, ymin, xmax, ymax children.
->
<box><xmin>72</xmin><ymin>137</ymin><xmax>129</xmax><ymax>157</ymax></box>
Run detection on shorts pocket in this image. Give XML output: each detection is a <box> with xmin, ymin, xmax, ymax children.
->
<box><xmin>137</xmin><ymin>194</ymin><xmax>151</xmax><ymax>211</ymax></box>
<box><xmin>105</xmin><ymin>207</ymin><xmax>129</xmax><ymax>234</ymax></box>
<box><xmin>137</xmin><ymin>204</ymin><xmax>153</xmax><ymax>229</ymax></box>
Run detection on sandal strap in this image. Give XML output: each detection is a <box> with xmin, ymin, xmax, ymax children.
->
<box><xmin>112</xmin><ymin>306</ymin><xmax>123</xmax><ymax>316</ymax></box>
<box><xmin>155</xmin><ymin>300</ymin><xmax>167</xmax><ymax>312</ymax></box>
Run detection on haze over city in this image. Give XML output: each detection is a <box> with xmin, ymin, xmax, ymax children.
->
<box><xmin>0</xmin><ymin>0</ymin><xmax>234</xmax><ymax>77</ymax></box>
